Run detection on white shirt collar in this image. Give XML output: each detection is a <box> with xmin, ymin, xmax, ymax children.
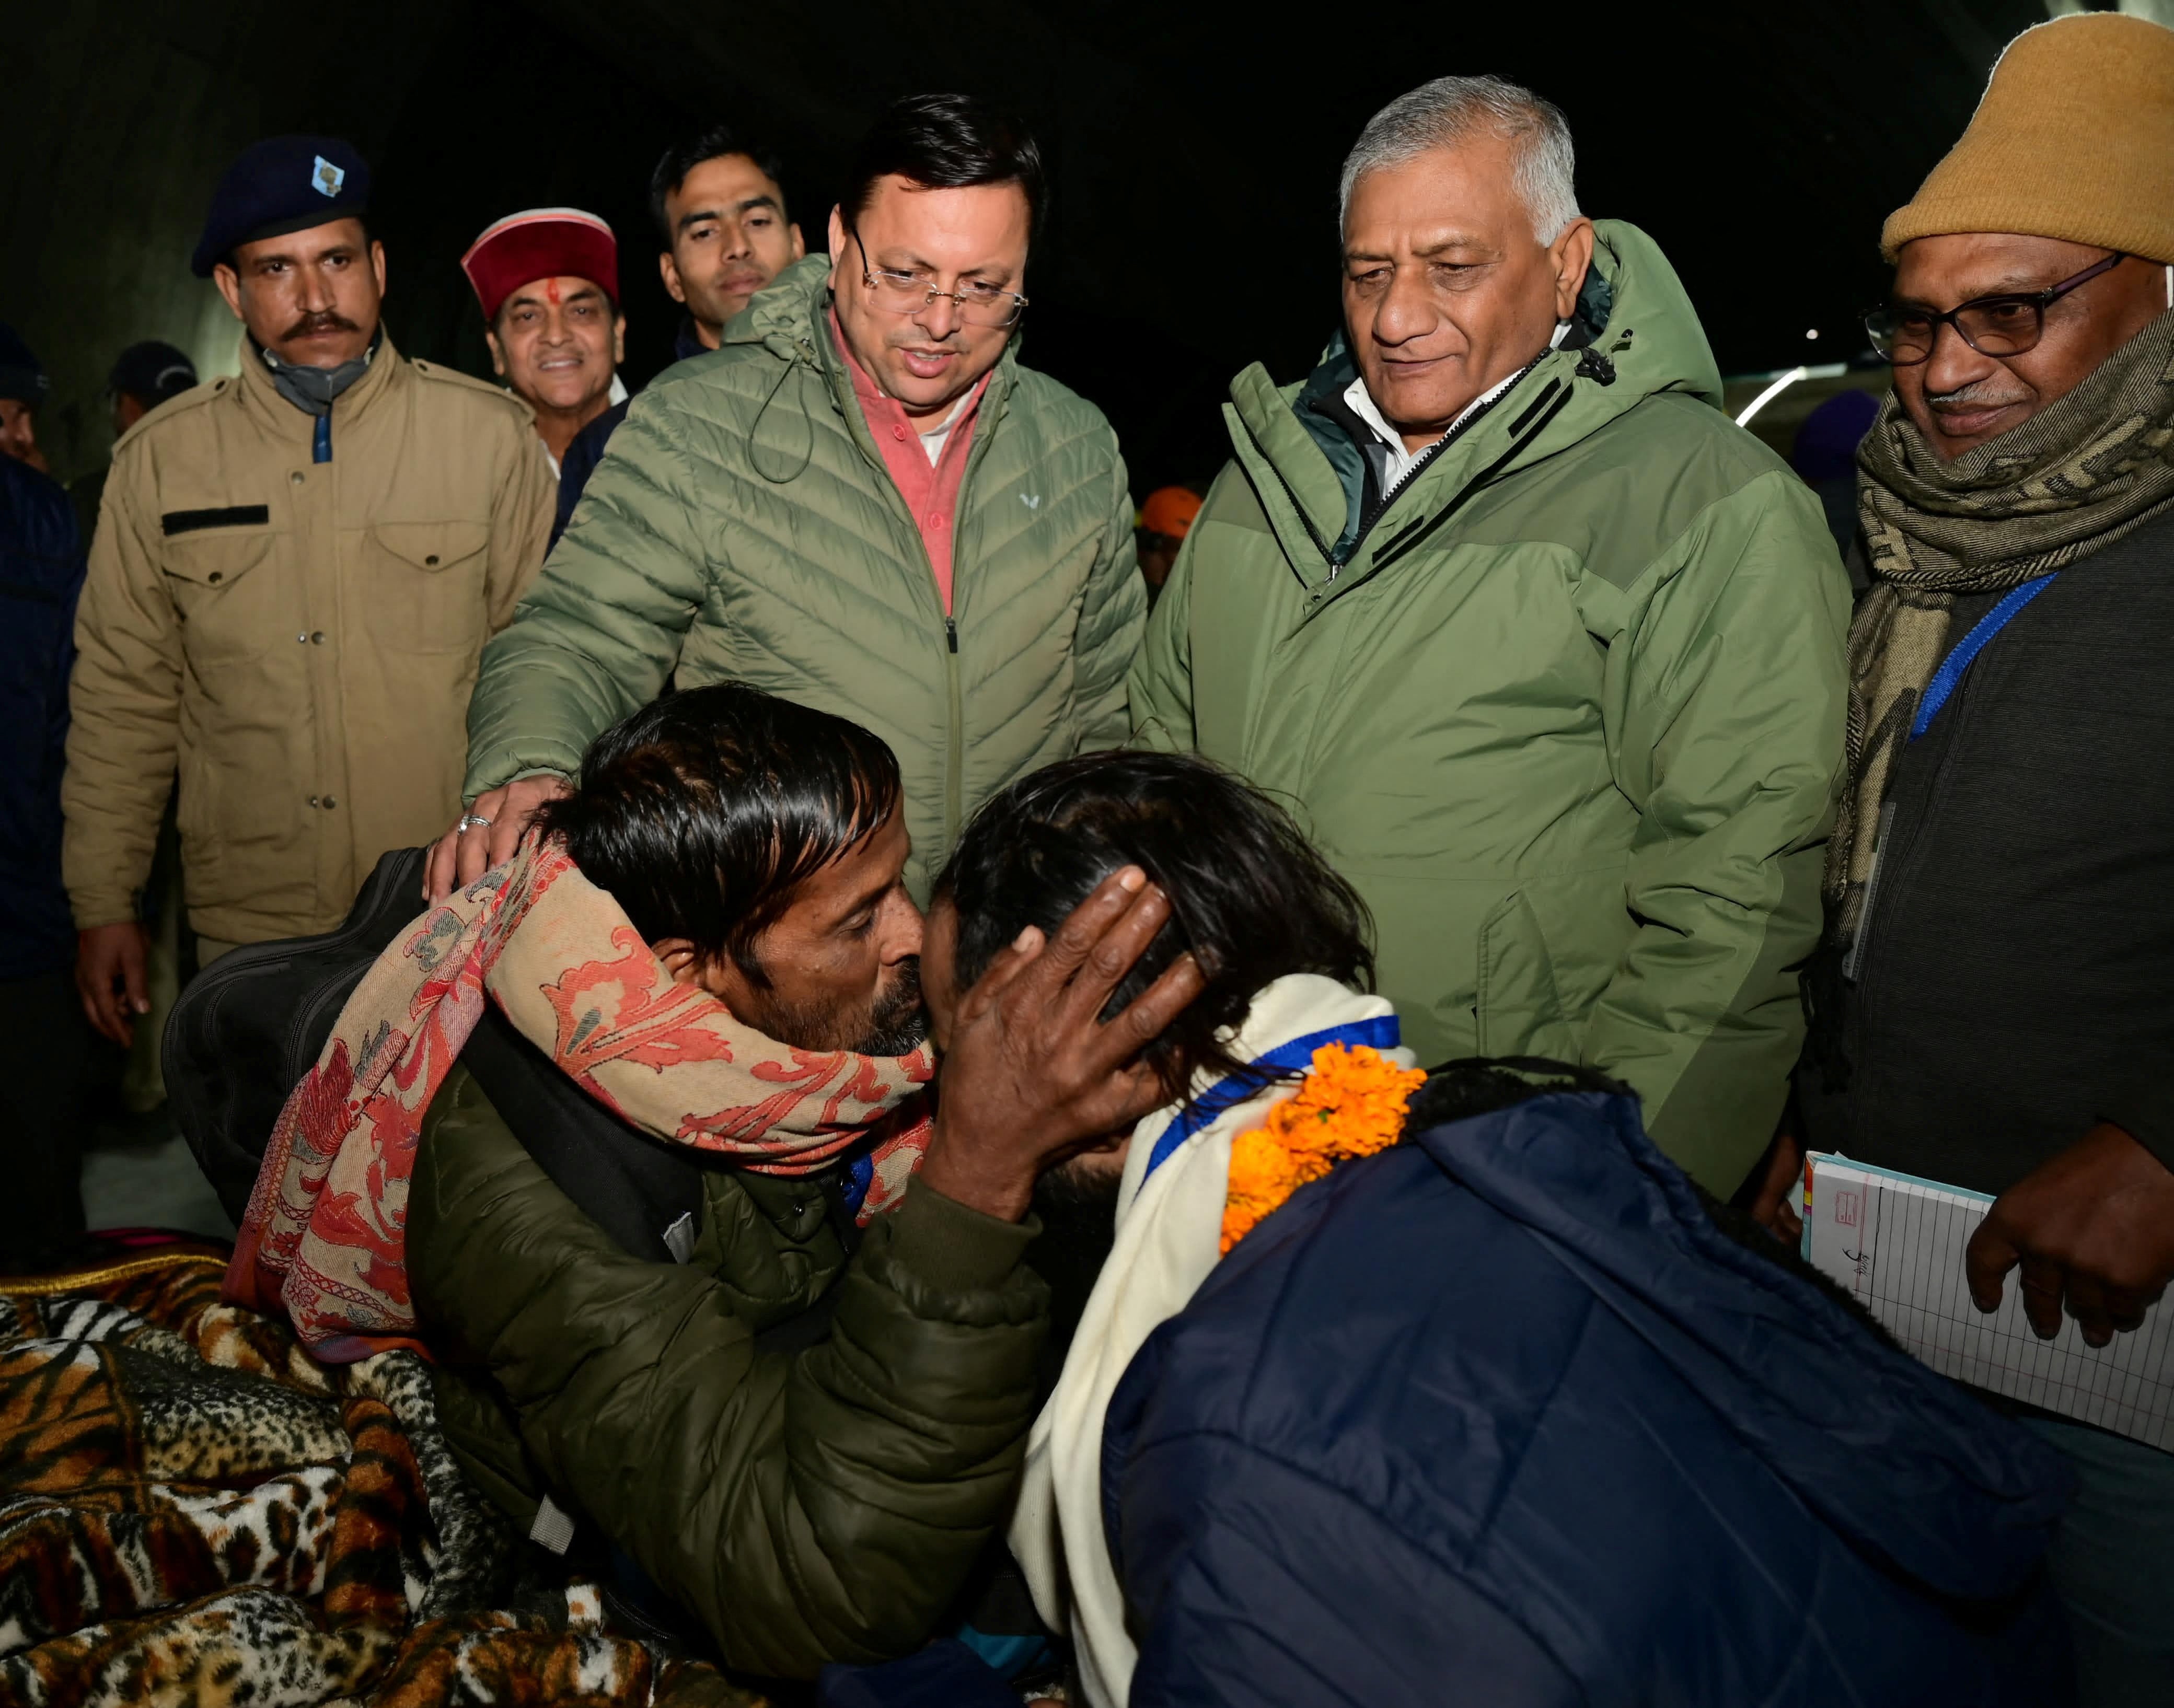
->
<box><xmin>917</xmin><ymin>388</ymin><xmax>974</xmax><ymax>465</ymax></box>
<box><xmin>1342</xmin><ymin>319</ymin><xmax>1572</xmax><ymax>497</ymax></box>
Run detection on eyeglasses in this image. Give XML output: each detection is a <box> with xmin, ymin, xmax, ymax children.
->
<box><xmin>851</xmin><ymin>230</ymin><xmax>1027</xmax><ymax>329</ymax></box>
<box><xmin>1864</xmin><ymin>251</ymin><xmax>2127</xmax><ymax>365</ymax></box>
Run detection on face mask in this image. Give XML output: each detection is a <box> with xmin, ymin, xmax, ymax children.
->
<box><xmin>259</xmin><ymin>327</ymin><xmax>380</xmax><ymax>417</ymax></box>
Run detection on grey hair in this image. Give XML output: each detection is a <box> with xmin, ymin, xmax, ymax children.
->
<box><xmin>1337</xmin><ymin>75</ymin><xmax>1581</xmax><ymax>243</ymax></box>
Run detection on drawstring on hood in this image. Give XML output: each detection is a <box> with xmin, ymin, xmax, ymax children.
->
<box><xmin>747</xmin><ymin>345</ymin><xmax>818</xmax><ymax>485</ymax></box>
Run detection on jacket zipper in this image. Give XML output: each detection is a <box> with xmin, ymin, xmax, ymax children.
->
<box><xmin>1299</xmin><ymin>383</ymin><xmax>1574</xmax><ymax>618</ymax></box>
<box><xmin>1327</xmin><ymin>363</ymin><xmax>1552</xmax><ymax>580</ymax></box>
<box><xmin>944</xmin><ymin>617</ymin><xmax>963</xmax><ymax>846</ymax></box>
<box><xmin>813</xmin><ymin>330</ymin><xmax>991</xmax><ymax>863</ymax></box>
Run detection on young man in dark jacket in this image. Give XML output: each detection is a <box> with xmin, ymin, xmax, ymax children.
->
<box><xmin>1793</xmin><ymin>18</ymin><xmax>2174</xmax><ymax>1702</ymax></box>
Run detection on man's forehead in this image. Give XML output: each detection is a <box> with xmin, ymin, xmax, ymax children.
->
<box><xmin>1343</xmin><ymin>142</ymin><xmax>1531</xmax><ymax>250</ymax></box>
<box><xmin>1343</xmin><ymin>224</ymin><xmax>1501</xmax><ymax>261</ymax></box>
<box><xmin>503</xmin><ymin>275</ymin><xmax>609</xmax><ymax>308</ymax></box>
<box><xmin>672</xmin><ymin>154</ymin><xmax>784</xmax><ymax>216</ymax></box>
<box><xmin>233</xmin><ymin>217</ymin><xmax>368</xmax><ymax>266</ymax></box>
<box><xmin>789</xmin><ymin>810</ymin><xmax>911</xmax><ymax>916</ymax></box>
<box><xmin>857</xmin><ymin>178</ymin><xmax>1030</xmax><ymax>273</ymax></box>
<box><xmin>1893</xmin><ymin>232</ymin><xmax>2109</xmax><ymax>302</ymax></box>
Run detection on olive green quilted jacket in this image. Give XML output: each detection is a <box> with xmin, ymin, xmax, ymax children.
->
<box><xmin>408</xmin><ymin>1067</ymin><xmax>1048</xmax><ymax>1678</ymax></box>
<box><xmin>1132</xmin><ymin>222</ymin><xmax>1851</xmax><ymax>1193</ymax></box>
<box><xmin>462</xmin><ymin>256</ymin><xmax>1144</xmax><ymax>895</ymax></box>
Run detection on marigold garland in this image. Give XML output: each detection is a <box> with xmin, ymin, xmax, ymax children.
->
<box><xmin>1220</xmin><ymin>1042</ymin><xmax>1426</xmax><ymax>1252</ymax></box>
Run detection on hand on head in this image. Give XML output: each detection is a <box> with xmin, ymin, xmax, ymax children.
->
<box><xmin>424</xmin><ymin>775</ymin><xmax>572</xmax><ymax>902</ymax></box>
<box><xmin>917</xmin><ymin>866</ymin><xmax>1204</xmax><ymax>1223</ymax></box>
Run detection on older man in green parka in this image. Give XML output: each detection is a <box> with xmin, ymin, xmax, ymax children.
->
<box><xmin>1131</xmin><ymin>75</ymin><xmax>1851</xmax><ymax>1193</ymax></box>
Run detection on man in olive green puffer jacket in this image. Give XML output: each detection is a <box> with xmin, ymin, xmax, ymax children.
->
<box><xmin>411</xmin><ymin>1066</ymin><xmax>1047</xmax><ymax>1676</ymax></box>
<box><xmin>432</xmin><ymin>96</ymin><xmax>1143</xmax><ymax>904</ymax></box>
<box><xmin>1131</xmin><ymin>77</ymin><xmax>1851</xmax><ymax>1195</ymax></box>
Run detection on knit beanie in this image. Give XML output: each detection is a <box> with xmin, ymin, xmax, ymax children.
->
<box><xmin>1881</xmin><ymin>11</ymin><xmax>2174</xmax><ymax>263</ymax></box>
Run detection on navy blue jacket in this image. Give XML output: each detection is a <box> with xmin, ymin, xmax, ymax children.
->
<box><xmin>1106</xmin><ymin>1091</ymin><xmax>2075</xmax><ymax>1707</ymax></box>
<box><xmin>0</xmin><ymin>455</ymin><xmax>85</xmax><ymax>980</ymax></box>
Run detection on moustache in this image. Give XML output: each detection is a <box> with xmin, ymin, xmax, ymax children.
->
<box><xmin>282</xmin><ymin>310</ymin><xmax>362</xmax><ymax>341</ymax></box>
<box><xmin>1923</xmin><ymin>377</ymin><xmax>2032</xmax><ymax>413</ymax></box>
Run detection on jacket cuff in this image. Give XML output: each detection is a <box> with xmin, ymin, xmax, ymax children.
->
<box><xmin>464</xmin><ymin>765</ymin><xmax>571</xmax><ymax>806</ymax></box>
<box><xmin>66</xmin><ymin>894</ymin><xmax>138</xmax><ymax>931</ymax></box>
<box><xmin>883</xmin><ymin>1176</ymin><xmax>1039</xmax><ymax>1295</ymax></box>
<box><xmin>2099</xmin><ymin>1081</ymin><xmax>2174</xmax><ymax>1177</ymax></box>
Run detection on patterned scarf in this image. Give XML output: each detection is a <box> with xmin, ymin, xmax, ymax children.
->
<box><xmin>1828</xmin><ymin>307</ymin><xmax>2174</xmax><ymax>949</ymax></box>
<box><xmin>227</xmin><ymin>834</ymin><xmax>933</xmax><ymax>1360</ymax></box>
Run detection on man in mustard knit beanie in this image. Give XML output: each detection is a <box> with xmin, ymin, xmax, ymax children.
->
<box><xmin>1793</xmin><ymin>13</ymin><xmax>2174</xmax><ymax>1704</ymax></box>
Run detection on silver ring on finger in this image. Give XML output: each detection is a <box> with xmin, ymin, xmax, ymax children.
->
<box><xmin>458</xmin><ymin>813</ymin><xmax>493</xmax><ymax>833</ymax></box>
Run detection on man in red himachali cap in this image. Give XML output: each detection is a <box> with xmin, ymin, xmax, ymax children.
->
<box><xmin>461</xmin><ymin>208</ymin><xmax>628</xmax><ymax>474</ymax></box>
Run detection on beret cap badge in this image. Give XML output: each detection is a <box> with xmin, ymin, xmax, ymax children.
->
<box><xmin>191</xmin><ymin>135</ymin><xmax>371</xmax><ymax>278</ymax></box>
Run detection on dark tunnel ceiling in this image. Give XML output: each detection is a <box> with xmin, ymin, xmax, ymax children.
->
<box><xmin>496</xmin><ymin>0</ymin><xmax>2045</xmax><ymax>369</ymax></box>
<box><xmin>401</xmin><ymin>0</ymin><xmax>2046</xmax><ymax>481</ymax></box>
<box><xmin>13</xmin><ymin>0</ymin><xmax>2056</xmax><ymax>490</ymax></box>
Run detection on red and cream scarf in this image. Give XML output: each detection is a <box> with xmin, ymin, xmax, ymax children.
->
<box><xmin>226</xmin><ymin>834</ymin><xmax>933</xmax><ymax>1361</ymax></box>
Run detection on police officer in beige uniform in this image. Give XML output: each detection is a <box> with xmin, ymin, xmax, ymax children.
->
<box><xmin>65</xmin><ymin>136</ymin><xmax>553</xmax><ymax>1047</ymax></box>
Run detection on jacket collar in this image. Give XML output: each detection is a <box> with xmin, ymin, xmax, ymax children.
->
<box><xmin>233</xmin><ymin>324</ymin><xmax>404</xmax><ymax>440</ymax></box>
<box><xmin>1224</xmin><ymin>219</ymin><xmax>1724</xmax><ymax>598</ymax></box>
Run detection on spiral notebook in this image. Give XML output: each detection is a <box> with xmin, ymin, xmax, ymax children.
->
<box><xmin>1800</xmin><ymin>1153</ymin><xmax>2174</xmax><ymax>1450</ymax></box>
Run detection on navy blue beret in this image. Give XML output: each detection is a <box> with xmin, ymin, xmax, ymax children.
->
<box><xmin>0</xmin><ymin>321</ymin><xmax>47</xmax><ymax>406</ymax></box>
<box><xmin>191</xmin><ymin>135</ymin><xmax>371</xmax><ymax>278</ymax></box>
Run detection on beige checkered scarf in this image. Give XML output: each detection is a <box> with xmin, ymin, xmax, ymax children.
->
<box><xmin>1829</xmin><ymin>308</ymin><xmax>2174</xmax><ymax>950</ymax></box>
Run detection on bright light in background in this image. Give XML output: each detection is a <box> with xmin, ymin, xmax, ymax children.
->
<box><xmin>1806</xmin><ymin>328</ymin><xmax>1820</xmax><ymax>340</ymax></box>
<box><xmin>1733</xmin><ymin>361</ymin><xmax>1852</xmax><ymax>428</ymax></box>
<box><xmin>2046</xmin><ymin>0</ymin><xmax>2174</xmax><ymax>22</ymax></box>
<box><xmin>1736</xmin><ymin>367</ymin><xmax>1809</xmax><ymax>427</ymax></box>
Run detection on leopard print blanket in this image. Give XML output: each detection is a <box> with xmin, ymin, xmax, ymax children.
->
<box><xmin>0</xmin><ymin>1250</ymin><xmax>766</xmax><ymax>1707</ymax></box>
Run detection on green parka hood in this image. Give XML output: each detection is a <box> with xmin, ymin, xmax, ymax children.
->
<box><xmin>1235</xmin><ymin>220</ymin><xmax>1725</xmax><ymax>578</ymax></box>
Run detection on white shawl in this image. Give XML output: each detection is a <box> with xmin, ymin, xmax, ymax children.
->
<box><xmin>1008</xmin><ymin>974</ymin><xmax>1413</xmax><ymax>1707</ymax></box>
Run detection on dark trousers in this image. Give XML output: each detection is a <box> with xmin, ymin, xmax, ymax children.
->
<box><xmin>0</xmin><ymin>969</ymin><xmax>88</xmax><ymax>1259</ymax></box>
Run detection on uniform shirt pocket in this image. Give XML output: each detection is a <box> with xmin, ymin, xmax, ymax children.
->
<box><xmin>160</xmin><ymin>528</ymin><xmax>281</xmax><ymax>663</ymax></box>
<box><xmin>359</xmin><ymin>520</ymin><xmax>492</xmax><ymax>654</ymax></box>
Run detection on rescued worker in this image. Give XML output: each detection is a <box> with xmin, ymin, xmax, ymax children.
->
<box><xmin>257</xmin><ymin>685</ymin><xmax>1203</xmax><ymax>1676</ymax></box>
<box><xmin>461</xmin><ymin>207</ymin><xmax>628</xmax><ymax>477</ymax></box>
<box><xmin>1129</xmin><ymin>73</ymin><xmax>1849</xmax><ymax>1196</ymax></box>
<box><xmin>431</xmin><ymin>94</ymin><xmax>1144</xmax><ymax>905</ymax></box>
<box><xmin>553</xmin><ymin>124</ymin><xmax>803</xmax><ymax>539</ymax></box>
<box><xmin>64</xmin><ymin>134</ymin><xmax>552</xmax><ymax>1047</ymax></box>
<box><xmin>1793</xmin><ymin>15</ymin><xmax>2174</xmax><ymax>1702</ymax></box>
<box><xmin>810</xmin><ymin>750</ymin><xmax>2066</xmax><ymax>1708</ymax></box>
